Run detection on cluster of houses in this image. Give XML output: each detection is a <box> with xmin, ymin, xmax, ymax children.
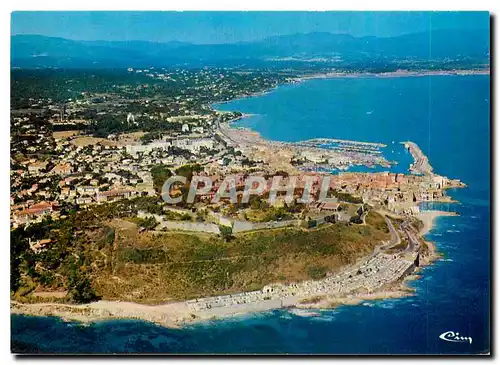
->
<box><xmin>10</xmin><ymin>120</ymin><xmax>256</xmax><ymax>227</ymax></box>
<box><xmin>10</xmin><ymin>138</ymin><xmax>156</xmax><ymax>226</ymax></box>
<box><xmin>179</xmin><ymin>170</ymin><xmax>456</xmax><ymax>215</ymax></box>
<box><xmin>125</xmin><ymin>137</ymin><xmax>214</xmax><ymax>156</ymax></box>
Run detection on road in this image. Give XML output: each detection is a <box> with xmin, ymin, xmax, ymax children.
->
<box><xmin>382</xmin><ymin>216</ymin><xmax>401</xmax><ymax>250</ymax></box>
<box><xmin>401</xmin><ymin>221</ymin><xmax>420</xmax><ymax>252</ymax></box>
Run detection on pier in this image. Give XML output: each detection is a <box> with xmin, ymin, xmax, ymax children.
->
<box><xmin>296</xmin><ymin>138</ymin><xmax>386</xmax><ymax>149</ymax></box>
<box><xmin>402</xmin><ymin>141</ymin><xmax>434</xmax><ymax>176</ymax></box>
<box><xmin>216</xmin><ymin>121</ymin><xmax>392</xmax><ymax>171</ymax></box>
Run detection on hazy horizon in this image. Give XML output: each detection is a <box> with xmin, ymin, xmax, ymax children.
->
<box><xmin>11</xmin><ymin>11</ymin><xmax>489</xmax><ymax>44</ymax></box>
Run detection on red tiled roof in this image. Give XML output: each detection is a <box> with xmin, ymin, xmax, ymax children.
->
<box><xmin>99</xmin><ymin>189</ymin><xmax>133</xmax><ymax>197</ymax></box>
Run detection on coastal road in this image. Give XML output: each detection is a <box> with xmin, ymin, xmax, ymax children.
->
<box><xmin>402</xmin><ymin>222</ymin><xmax>420</xmax><ymax>253</ymax></box>
<box><xmin>382</xmin><ymin>216</ymin><xmax>401</xmax><ymax>250</ymax></box>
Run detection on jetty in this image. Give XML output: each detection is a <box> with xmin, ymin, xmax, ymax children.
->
<box><xmin>296</xmin><ymin>138</ymin><xmax>386</xmax><ymax>149</ymax></box>
<box><xmin>402</xmin><ymin>141</ymin><xmax>434</xmax><ymax>175</ymax></box>
<box><xmin>216</xmin><ymin>120</ymin><xmax>392</xmax><ymax>171</ymax></box>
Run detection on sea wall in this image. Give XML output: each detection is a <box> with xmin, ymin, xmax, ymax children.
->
<box><xmin>232</xmin><ymin>219</ymin><xmax>299</xmax><ymax>233</ymax></box>
<box><xmin>137</xmin><ymin>211</ymin><xmax>221</xmax><ymax>234</ymax></box>
<box><xmin>139</xmin><ymin>210</ymin><xmax>300</xmax><ymax>234</ymax></box>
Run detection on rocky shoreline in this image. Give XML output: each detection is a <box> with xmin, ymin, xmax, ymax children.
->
<box><xmin>11</xmin><ymin>210</ymin><xmax>447</xmax><ymax>328</ymax></box>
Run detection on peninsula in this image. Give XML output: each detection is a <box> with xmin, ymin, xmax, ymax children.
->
<box><xmin>11</xmin><ymin>67</ymin><xmax>464</xmax><ymax>328</ymax></box>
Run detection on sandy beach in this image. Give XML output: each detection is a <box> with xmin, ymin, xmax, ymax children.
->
<box><xmin>10</xmin><ymin>299</ymin><xmax>216</xmax><ymax>328</ymax></box>
<box><xmin>417</xmin><ymin>210</ymin><xmax>459</xmax><ymax>236</ymax></box>
<box><xmin>12</xmin><ymin>95</ymin><xmax>463</xmax><ymax>329</ymax></box>
<box><xmin>11</xmin><ymin>286</ymin><xmax>418</xmax><ymax>328</ymax></box>
<box><xmin>11</xmin><ymin>208</ymin><xmax>455</xmax><ymax>328</ymax></box>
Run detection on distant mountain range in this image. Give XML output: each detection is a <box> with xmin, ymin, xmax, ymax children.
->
<box><xmin>11</xmin><ymin>30</ymin><xmax>490</xmax><ymax>69</ymax></box>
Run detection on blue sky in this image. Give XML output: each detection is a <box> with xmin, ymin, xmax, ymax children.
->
<box><xmin>11</xmin><ymin>11</ymin><xmax>489</xmax><ymax>44</ymax></box>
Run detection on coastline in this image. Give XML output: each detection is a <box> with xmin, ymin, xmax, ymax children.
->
<box><xmin>11</xmin><ymin>69</ymin><xmax>472</xmax><ymax>331</ymax></box>
<box><xmin>295</xmin><ymin>69</ymin><xmax>490</xmax><ymax>82</ymax></box>
<box><xmin>213</xmin><ymin>68</ymin><xmax>490</xmax><ymax>117</ymax></box>
<box><xmin>416</xmin><ymin>210</ymin><xmax>459</xmax><ymax>237</ymax></box>
<box><xmin>213</xmin><ymin>69</ymin><xmax>488</xmax><ymax>176</ymax></box>
<box><xmin>9</xmin><ymin>284</ymin><xmax>419</xmax><ymax>328</ymax></box>
<box><xmin>11</xmin><ymin>209</ymin><xmax>452</xmax><ymax>328</ymax></box>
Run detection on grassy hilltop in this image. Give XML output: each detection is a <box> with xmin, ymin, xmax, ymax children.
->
<box><xmin>11</xmin><ymin>198</ymin><xmax>389</xmax><ymax>304</ymax></box>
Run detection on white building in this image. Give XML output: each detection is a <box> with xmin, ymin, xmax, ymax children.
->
<box><xmin>125</xmin><ymin>141</ymin><xmax>172</xmax><ymax>155</ymax></box>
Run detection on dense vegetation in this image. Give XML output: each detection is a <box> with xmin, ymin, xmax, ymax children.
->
<box><xmin>98</xmin><ymin>211</ymin><xmax>390</xmax><ymax>303</ymax></box>
<box><xmin>150</xmin><ymin>164</ymin><xmax>173</xmax><ymax>193</ymax></box>
<box><xmin>331</xmin><ymin>190</ymin><xmax>364</xmax><ymax>204</ymax></box>
<box><xmin>10</xmin><ymin>196</ymin><xmax>164</xmax><ymax>303</ymax></box>
<box><xmin>11</xmin><ymin>68</ymin><xmax>288</xmax><ymax>138</ymax></box>
<box><xmin>11</xmin><ymin>200</ymin><xmax>389</xmax><ymax>304</ymax></box>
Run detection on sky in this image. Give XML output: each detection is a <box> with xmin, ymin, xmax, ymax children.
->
<box><xmin>11</xmin><ymin>11</ymin><xmax>489</xmax><ymax>44</ymax></box>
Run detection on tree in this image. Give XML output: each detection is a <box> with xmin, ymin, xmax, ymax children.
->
<box><xmin>349</xmin><ymin>215</ymin><xmax>363</xmax><ymax>224</ymax></box>
<box><xmin>175</xmin><ymin>164</ymin><xmax>203</xmax><ymax>181</ymax></box>
<box><xmin>219</xmin><ymin>225</ymin><xmax>234</xmax><ymax>241</ymax></box>
<box><xmin>137</xmin><ymin>217</ymin><xmax>158</xmax><ymax>230</ymax></box>
<box><xmin>151</xmin><ymin>164</ymin><xmax>173</xmax><ymax>193</ymax></box>
<box><xmin>10</xmin><ymin>229</ymin><xmax>29</xmax><ymax>293</ymax></box>
<box><xmin>67</xmin><ymin>269</ymin><xmax>98</xmax><ymax>304</ymax></box>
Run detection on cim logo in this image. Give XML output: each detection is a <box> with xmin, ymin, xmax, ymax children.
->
<box><xmin>439</xmin><ymin>331</ymin><xmax>472</xmax><ymax>344</ymax></box>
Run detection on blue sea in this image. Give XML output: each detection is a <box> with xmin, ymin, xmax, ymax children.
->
<box><xmin>11</xmin><ymin>75</ymin><xmax>490</xmax><ymax>354</ymax></box>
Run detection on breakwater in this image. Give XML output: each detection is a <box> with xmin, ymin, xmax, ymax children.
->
<box><xmin>403</xmin><ymin>141</ymin><xmax>434</xmax><ymax>175</ymax></box>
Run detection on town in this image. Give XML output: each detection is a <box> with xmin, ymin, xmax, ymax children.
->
<box><xmin>11</xmin><ymin>67</ymin><xmax>464</xmax><ymax>313</ymax></box>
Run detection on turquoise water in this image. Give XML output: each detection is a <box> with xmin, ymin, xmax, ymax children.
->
<box><xmin>218</xmin><ymin>75</ymin><xmax>489</xmax><ymax>181</ymax></box>
<box><xmin>12</xmin><ymin>75</ymin><xmax>490</xmax><ymax>354</ymax></box>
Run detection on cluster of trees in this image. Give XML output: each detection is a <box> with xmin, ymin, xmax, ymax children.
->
<box><xmin>331</xmin><ymin>190</ymin><xmax>364</xmax><ymax>204</ymax></box>
<box><xmin>140</xmin><ymin>131</ymin><xmax>163</xmax><ymax>144</ymax></box>
<box><xmin>168</xmin><ymin>146</ymin><xmax>193</xmax><ymax>159</ymax></box>
<box><xmin>11</xmin><ymin>69</ymin><xmax>165</xmax><ymax>108</ymax></box>
<box><xmin>12</xmin><ymin>68</ymin><xmax>288</xmax><ymax>141</ymax></box>
<box><xmin>135</xmin><ymin>216</ymin><xmax>159</xmax><ymax>230</ymax></box>
<box><xmin>175</xmin><ymin>164</ymin><xmax>203</xmax><ymax>181</ymax></box>
<box><xmin>163</xmin><ymin>210</ymin><xmax>192</xmax><ymax>221</ymax></box>
<box><xmin>88</xmin><ymin>115</ymin><xmax>131</xmax><ymax>138</ymax></box>
<box><xmin>150</xmin><ymin>163</ymin><xmax>204</xmax><ymax>197</ymax></box>
<box><xmin>219</xmin><ymin>225</ymin><xmax>234</xmax><ymax>241</ymax></box>
<box><xmin>11</xmin><ymin>214</ymin><xmax>99</xmax><ymax>303</ymax></box>
<box><xmin>130</xmin><ymin>196</ymin><xmax>164</xmax><ymax>215</ymax></box>
<box><xmin>10</xmin><ymin>195</ymin><xmax>171</xmax><ymax>303</ymax></box>
<box><xmin>151</xmin><ymin>164</ymin><xmax>173</xmax><ymax>193</ymax></box>
<box><xmin>261</xmin><ymin>206</ymin><xmax>292</xmax><ymax>222</ymax></box>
